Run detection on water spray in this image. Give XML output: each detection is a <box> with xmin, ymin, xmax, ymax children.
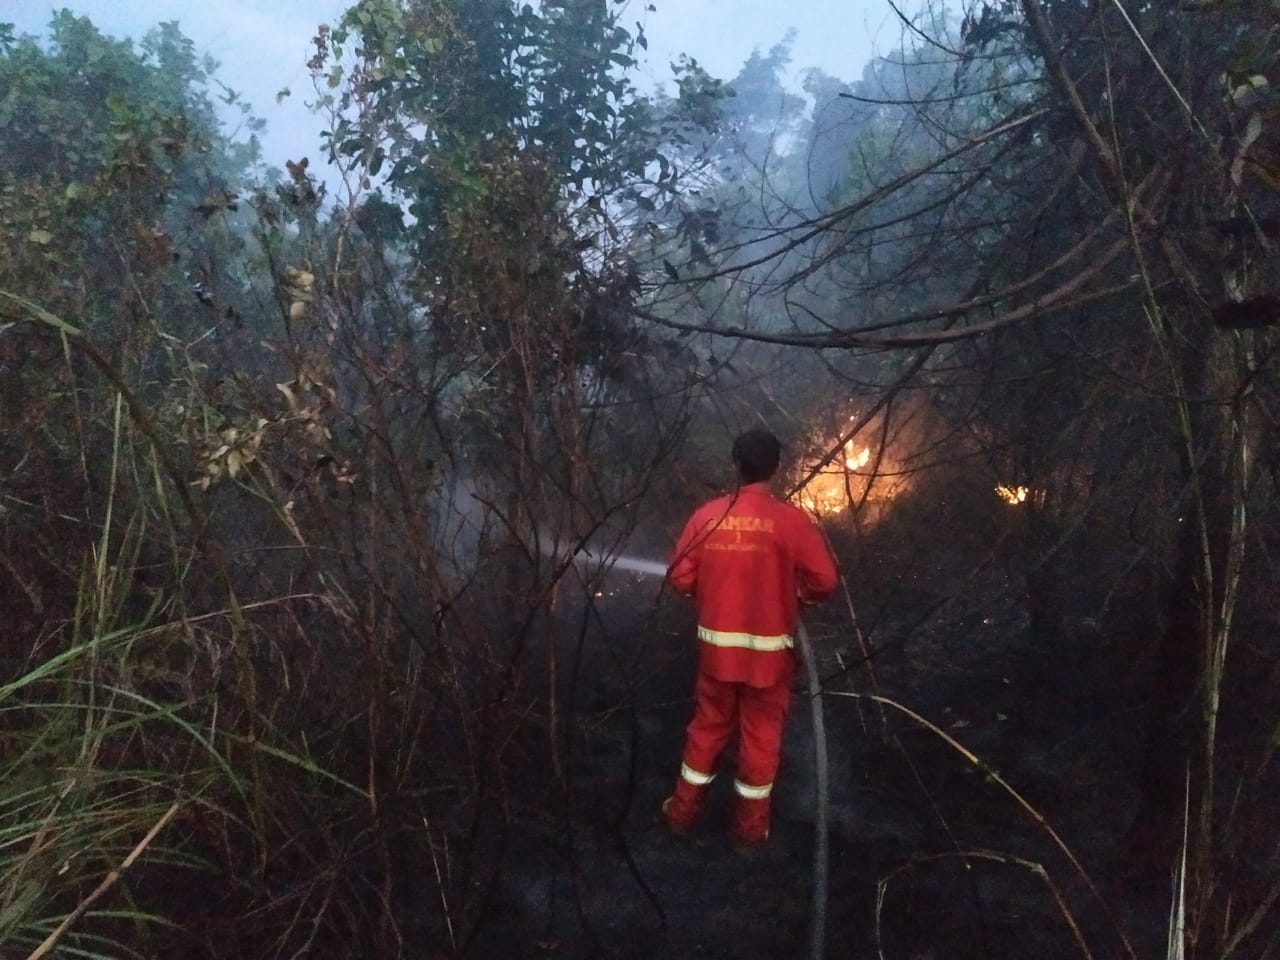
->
<box><xmin>553</xmin><ymin>542</ymin><xmax>668</xmax><ymax>578</ymax></box>
<box><xmin>581</xmin><ymin>551</ymin><xmax>668</xmax><ymax>578</ymax></box>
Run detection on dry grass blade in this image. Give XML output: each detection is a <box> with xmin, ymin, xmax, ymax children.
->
<box><xmin>1167</xmin><ymin>769</ymin><xmax>1188</xmax><ymax>960</ymax></box>
<box><xmin>24</xmin><ymin>799</ymin><xmax>181</xmax><ymax>960</ymax></box>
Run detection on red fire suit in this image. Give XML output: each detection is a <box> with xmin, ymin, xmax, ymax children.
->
<box><xmin>663</xmin><ymin>482</ymin><xmax>838</xmax><ymax>844</ymax></box>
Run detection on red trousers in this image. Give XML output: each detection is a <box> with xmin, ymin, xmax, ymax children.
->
<box><xmin>665</xmin><ymin>672</ymin><xmax>791</xmax><ymax>842</ymax></box>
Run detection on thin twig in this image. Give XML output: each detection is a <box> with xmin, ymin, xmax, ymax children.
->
<box><xmin>424</xmin><ymin>818</ymin><xmax>457</xmax><ymax>956</ymax></box>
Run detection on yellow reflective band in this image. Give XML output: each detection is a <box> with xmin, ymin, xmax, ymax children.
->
<box><xmin>681</xmin><ymin>763</ymin><xmax>716</xmax><ymax>786</ymax></box>
<box><xmin>698</xmin><ymin>626</ymin><xmax>793</xmax><ymax>652</ymax></box>
<box><xmin>734</xmin><ymin>779</ymin><xmax>773</xmax><ymax>799</ymax></box>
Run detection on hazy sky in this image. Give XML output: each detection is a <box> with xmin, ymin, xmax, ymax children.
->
<box><xmin>3</xmin><ymin>1</ymin><xmax>900</xmax><ymax>175</ymax></box>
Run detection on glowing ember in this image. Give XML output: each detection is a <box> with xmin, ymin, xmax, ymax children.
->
<box><xmin>995</xmin><ymin>484</ymin><xmax>1029</xmax><ymax>504</ymax></box>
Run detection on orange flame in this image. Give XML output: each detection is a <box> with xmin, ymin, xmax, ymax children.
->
<box><xmin>798</xmin><ymin>439</ymin><xmax>875</xmax><ymax>516</ymax></box>
<box><xmin>793</xmin><ymin>406</ymin><xmax>921</xmax><ymax>520</ymax></box>
<box><xmin>995</xmin><ymin>484</ymin><xmax>1029</xmax><ymax>505</ymax></box>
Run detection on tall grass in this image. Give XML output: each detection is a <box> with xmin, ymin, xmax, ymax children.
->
<box><xmin>0</xmin><ymin>302</ymin><xmax>362</xmax><ymax>957</ymax></box>
<box><xmin>1</xmin><ymin>386</ymin><xmax>224</xmax><ymax>957</ymax></box>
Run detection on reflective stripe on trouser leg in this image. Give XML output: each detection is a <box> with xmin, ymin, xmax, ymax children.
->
<box><xmin>733</xmin><ymin>778</ymin><xmax>772</xmax><ymax>799</ymax></box>
<box><xmin>681</xmin><ymin>763</ymin><xmax>715</xmax><ymax>786</ymax></box>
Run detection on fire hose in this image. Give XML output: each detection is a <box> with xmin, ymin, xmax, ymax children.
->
<box><xmin>795</xmin><ymin>619</ymin><xmax>828</xmax><ymax>960</ymax></box>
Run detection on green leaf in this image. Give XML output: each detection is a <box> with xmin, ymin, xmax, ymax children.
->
<box><xmin>28</xmin><ymin>229</ymin><xmax>54</xmax><ymax>245</ymax></box>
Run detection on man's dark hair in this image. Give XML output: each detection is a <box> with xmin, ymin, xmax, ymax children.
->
<box><xmin>732</xmin><ymin>428</ymin><xmax>781</xmax><ymax>484</ymax></box>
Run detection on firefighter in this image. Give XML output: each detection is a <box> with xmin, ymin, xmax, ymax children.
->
<box><xmin>662</xmin><ymin>428</ymin><xmax>839</xmax><ymax>848</ymax></box>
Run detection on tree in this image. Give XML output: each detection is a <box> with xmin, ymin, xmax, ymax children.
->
<box><xmin>280</xmin><ymin>0</ymin><xmax>723</xmax><ymax>947</ymax></box>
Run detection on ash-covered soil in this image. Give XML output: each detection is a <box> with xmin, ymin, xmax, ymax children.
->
<box><xmin>453</xmin><ymin>567</ymin><xmax>1194</xmax><ymax>960</ymax></box>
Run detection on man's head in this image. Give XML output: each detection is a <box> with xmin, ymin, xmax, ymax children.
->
<box><xmin>732</xmin><ymin>428</ymin><xmax>781</xmax><ymax>484</ymax></box>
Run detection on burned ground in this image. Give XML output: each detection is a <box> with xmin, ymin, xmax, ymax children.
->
<box><xmin>426</xmin><ymin>547</ymin><xmax>1250</xmax><ymax>960</ymax></box>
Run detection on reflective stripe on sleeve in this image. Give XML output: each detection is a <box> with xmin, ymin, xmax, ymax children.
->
<box><xmin>681</xmin><ymin>763</ymin><xmax>716</xmax><ymax>786</ymax></box>
<box><xmin>697</xmin><ymin>626</ymin><xmax>793</xmax><ymax>652</ymax></box>
<box><xmin>734</xmin><ymin>779</ymin><xmax>773</xmax><ymax>799</ymax></box>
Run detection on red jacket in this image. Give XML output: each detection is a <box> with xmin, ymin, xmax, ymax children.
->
<box><xmin>667</xmin><ymin>483</ymin><xmax>839</xmax><ymax>688</ymax></box>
